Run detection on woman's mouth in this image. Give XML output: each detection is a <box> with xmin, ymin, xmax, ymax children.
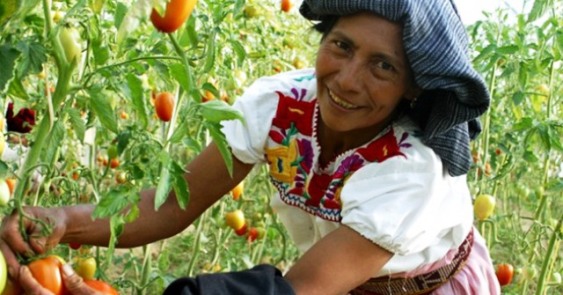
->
<box><xmin>328</xmin><ymin>90</ymin><xmax>360</xmax><ymax>110</ymax></box>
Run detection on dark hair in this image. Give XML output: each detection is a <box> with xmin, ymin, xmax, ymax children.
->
<box><xmin>312</xmin><ymin>16</ymin><xmax>340</xmax><ymax>40</ymax></box>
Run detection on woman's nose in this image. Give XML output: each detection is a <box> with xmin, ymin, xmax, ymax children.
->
<box><xmin>334</xmin><ymin>60</ymin><xmax>362</xmax><ymax>92</ymax></box>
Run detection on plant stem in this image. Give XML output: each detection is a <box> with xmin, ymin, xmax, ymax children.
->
<box><xmin>535</xmin><ymin>217</ymin><xmax>562</xmax><ymax>295</ymax></box>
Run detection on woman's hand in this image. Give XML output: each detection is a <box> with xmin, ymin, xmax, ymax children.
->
<box><xmin>0</xmin><ymin>206</ymin><xmax>68</xmax><ymax>278</ymax></box>
<box><xmin>17</xmin><ymin>263</ymin><xmax>101</xmax><ymax>295</ymax></box>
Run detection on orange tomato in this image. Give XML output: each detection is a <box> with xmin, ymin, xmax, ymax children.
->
<box><xmin>154</xmin><ymin>92</ymin><xmax>174</xmax><ymax>122</ymax></box>
<box><xmin>109</xmin><ymin>158</ymin><xmax>120</xmax><ymax>169</ymax></box>
<box><xmin>150</xmin><ymin>0</ymin><xmax>198</xmax><ymax>33</ymax></box>
<box><xmin>5</xmin><ymin>178</ymin><xmax>16</xmax><ymax>195</ymax></box>
<box><xmin>230</xmin><ymin>182</ymin><xmax>244</xmax><ymax>201</ymax></box>
<box><xmin>27</xmin><ymin>256</ymin><xmax>64</xmax><ymax>295</ymax></box>
<box><xmin>84</xmin><ymin>280</ymin><xmax>119</xmax><ymax>295</ymax></box>
<box><xmin>281</xmin><ymin>0</ymin><xmax>292</xmax><ymax>12</ymax></box>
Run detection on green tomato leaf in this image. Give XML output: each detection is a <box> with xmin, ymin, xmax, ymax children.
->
<box><xmin>205</xmin><ymin>122</ymin><xmax>233</xmax><ymax>177</ymax></box>
<box><xmin>67</xmin><ymin>108</ymin><xmax>86</xmax><ymax>142</ymax></box>
<box><xmin>527</xmin><ymin>0</ymin><xmax>549</xmax><ymax>22</ymax></box>
<box><xmin>0</xmin><ymin>0</ymin><xmax>19</xmax><ymax>26</ymax></box>
<box><xmin>169</xmin><ymin>118</ymin><xmax>189</xmax><ymax>143</ymax></box>
<box><xmin>230</xmin><ymin>39</ymin><xmax>247</xmax><ymax>66</ymax></box>
<box><xmin>89</xmin><ymin>88</ymin><xmax>118</xmax><ymax>133</ymax></box>
<box><xmin>8</xmin><ymin>76</ymin><xmax>29</xmax><ymax>100</ymax></box>
<box><xmin>93</xmin><ymin>186</ymin><xmax>140</xmax><ymax>219</ymax></box>
<box><xmin>0</xmin><ymin>45</ymin><xmax>20</xmax><ymax>93</ymax></box>
<box><xmin>171</xmin><ymin>161</ymin><xmax>189</xmax><ymax>210</ymax></box>
<box><xmin>200</xmin><ymin>100</ymin><xmax>244</xmax><ymax>123</ymax></box>
<box><xmin>15</xmin><ymin>41</ymin><xmax>46</xmax><ymax>77</ymax></box>
<box><xmin>125</xmin><ymin>73</ymin><xmax>148</xmax><ymax>128</ymax></box>
<box><xmin>154</xmin><ymin>152</ymin><xmax>172</xmax><ymax>210</ymax></box>
<box><xmin>169</xmin><ymin>63</ymin><xmax>190</xmax><ymax>95</ymax></box>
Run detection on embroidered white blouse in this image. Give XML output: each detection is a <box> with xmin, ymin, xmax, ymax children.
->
<box><xmin>221</xmin><ymin>69</ymin><xmax>473</xmax><ymax>277</ymax></box>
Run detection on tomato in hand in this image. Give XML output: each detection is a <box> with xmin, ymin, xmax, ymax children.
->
<box><xmin>84</xmin><ymin>279</ymin><xmax>119</xmax><ymax>295</ymax></box>
<box><xmin>150</xmin><ymin>0</ymin><xmax>198</xmax><ymax>33</ymax></box>
<box><xmin>496</xmin><ymin>263</ymin><xmax>514</xmax><ymax>286</ymax></box>
<box><xmin>154</xmin><ymin>92</ymin><xmax>174</xmax><ymax>122</ymax></box>
<box><xmin>27</xmin><ymin>256</ymin><xmax>65</xmax><ymax>295</ymax></box>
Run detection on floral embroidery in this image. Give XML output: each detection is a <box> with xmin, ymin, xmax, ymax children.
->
<box><xmin>265</xmin><ymin>75</ymin><xmax>413</xmax><ymax>222</ymax></box>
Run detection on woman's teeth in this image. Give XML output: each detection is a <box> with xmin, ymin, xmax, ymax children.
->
<box><xmin>329</xmin><ymin>91</ymin><xmax>359</xmax><ymax>109</ymax></box>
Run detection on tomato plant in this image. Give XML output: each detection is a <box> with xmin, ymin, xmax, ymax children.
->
<box><xmin>154</xmin><ymin>92</ymin><xmax>175</xmax><ymax>122</ymax></box>
<box><xmin>150</xmin><ymin>0</ymin><xmax>198</xmax><ymax>33</ymax></box>
<box><xmin>496</xmin><ymin>263</ymin><xmax>514</xmax><ymax>286</ymax></box>
<box><xmin>27</xmin><ymin>256</ymin><xmax>64</xmax><ymax>295</ymax></box>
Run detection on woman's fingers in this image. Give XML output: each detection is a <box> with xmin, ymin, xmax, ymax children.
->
<box><xmin>18</xmin><ymin>265</ymin><xmax>54</xmax><ymax>295</ymax></box>
<box><xmin>0</xmin><ymin>211</ymin><xmax>35</xmax><ymax>256</ymax></box>
<box><xmin>61</xmin><ymin>264</ymin><xmax>100</xmax><ymax>295</ymax></box>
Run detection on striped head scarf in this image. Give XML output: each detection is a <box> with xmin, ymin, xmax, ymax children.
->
<box><xmin>300</xmin><ymin>0</ymin><xmax>490</xmax><ymax>176</ymax></box>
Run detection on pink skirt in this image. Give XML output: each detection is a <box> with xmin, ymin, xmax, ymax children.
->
<box><xmin>401</xmin><ymin>227</ymin><xmax>501</xmax><ymax>295</ymax></box>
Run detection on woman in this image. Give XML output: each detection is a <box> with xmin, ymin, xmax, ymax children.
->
<box><xmin>0</xmin><ymin>0</ymin><xmax>500</xmax><ymax>294</ymax></box>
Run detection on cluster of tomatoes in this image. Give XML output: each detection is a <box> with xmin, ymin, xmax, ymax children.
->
<box><xmin>224</xmin><ymin>182</ymin><xmax>266</xmax><ymax>243</ymax></box>
<box><xmin>0</xmin><ymin>246</ymin><xmax>118</xmax><ymax>295</ymax></box>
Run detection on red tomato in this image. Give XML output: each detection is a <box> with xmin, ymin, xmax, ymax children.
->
<box><xmin>150</xmin><ymin>0</ymin><xmax>198</xmax><ymax>33</ymax></box>
<box><xmin>84</xmin><ymin>280</ymin><xmax>119</xmax><ymax>295</ymax></box>
<box><xmin>68</xmin><ymin>242</ymin><xmax>82</xmax><ymax>250</ymax></box>
<box><xmin>234</xmin><ymin>223</ymin><xmax>248</xmax><ymax>236</ymax></box>
<box><xmin>154</xmin><ymin>92</ymin><xmax>174</xmax><ymax>122</ymax></box>
<box><xmin>28</xmin><ymin>256</ymin><xmax>64</xmax><ymax>295</ymax></box>
<box><xmin>281</xmin><ymin>0</ymin><xmax>292</xmax><ymax>12</ymax></box>
<box><xmin>496</xmin><ymin>263</ymin><xmax>514</xmax><ymax>286</ymax></box>
<box><xmin>109</xmin><ymin>158</ymin><xmax>120</xmax><ymax>169</ymax></box>
<box><xmin>246</xmin><ymin>227</ymin><xmax>258</xmax><ymax>242</ymax></box>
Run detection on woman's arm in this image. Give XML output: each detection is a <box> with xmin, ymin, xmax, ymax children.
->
<box><xmin>284</xmin><ymin>225</ymin><xmax>393</xmax><ymax>295</ymax></box>
<box><xmin>61</xmin><ymin>142</ymin><xmax>255</xmax><ymax>247</ymax></box>
<box><xmin>0</xmin><ymin>142</ymin><xmax>254</xmax><ymax>276</ymax></box>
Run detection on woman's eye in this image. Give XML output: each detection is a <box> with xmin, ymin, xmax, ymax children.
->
<box><xmin>375</xmin><ymin>61</ymin><xmax>394</xmax><ymax>71</ymax></box>
<box><xmin>333</xmin><ymin>40</ymin><xmax>350</xmax><ymax>52</ymax></box>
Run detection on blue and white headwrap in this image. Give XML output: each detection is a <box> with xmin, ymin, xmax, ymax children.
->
<box><xmin>300</xmin><ymin>0</ymin><xmax>490</xmax><ymax>176</ymax></box>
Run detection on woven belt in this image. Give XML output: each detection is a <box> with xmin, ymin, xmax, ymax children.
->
<box><xmin>350</xmin><ymin>229</ymin><xmax>474</xmax><ymax>295</ymax></box>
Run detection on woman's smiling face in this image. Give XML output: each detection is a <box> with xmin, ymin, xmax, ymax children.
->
<box><xmin>315</xmin><ymin>12</ymin><xmax>419</xmax><ymax>136</ymax></box>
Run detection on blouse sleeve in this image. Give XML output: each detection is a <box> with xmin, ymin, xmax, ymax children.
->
<box><xmin>221</xmin><ymin>69</ymin><xmax>317</xmax><ymax>164</ymax></box>
<box><xmin>340</xmin><ymin>138</ymin><xmax>473</xmax><ymax>256</ymax></box>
